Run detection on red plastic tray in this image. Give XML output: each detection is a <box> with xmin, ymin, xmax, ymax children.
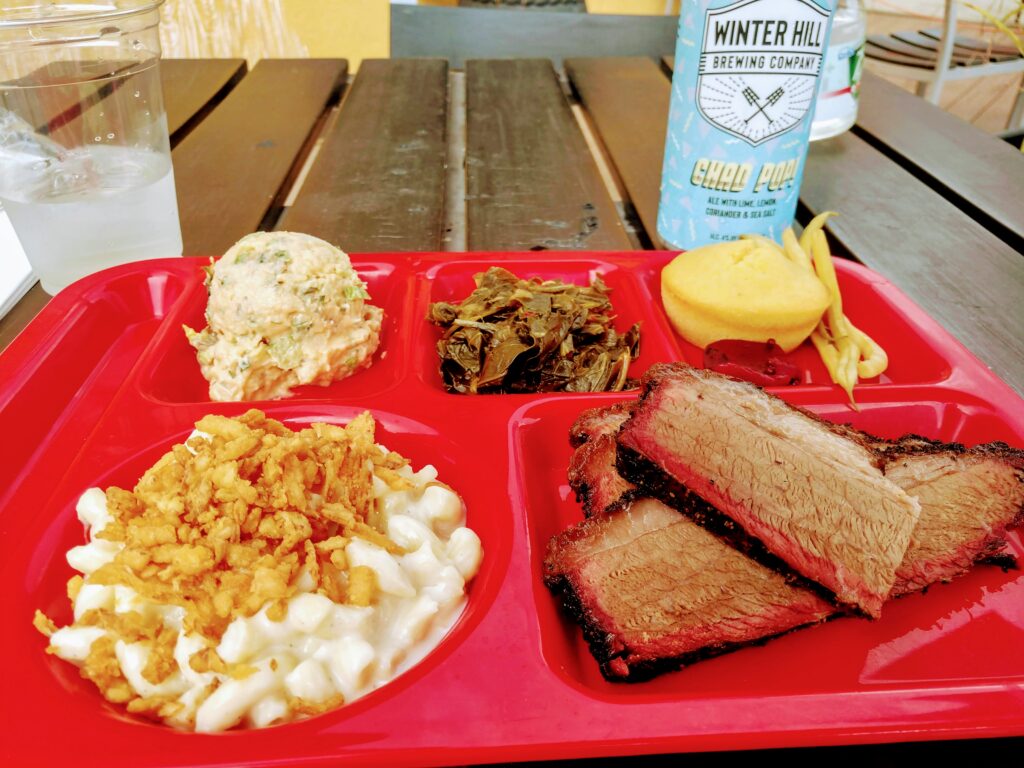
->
<box><xmin>2</xmin><ymin>253</ymin><xmax>1023</xmax><ymax>767</ymax></box>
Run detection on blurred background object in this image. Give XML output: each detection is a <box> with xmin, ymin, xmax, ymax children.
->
<box><xmin>159</xmin><ymin>0</ymin><xmax>391</xmax><ymax>68</ymax></box>
<box><xmin>390</xmin><ymin>3</ymin><xmax>677</xmax><ymax>66</ymax></box>
<box><xmin>811</xmin><ymin>0</ymin><xmax>869</xmax><ymax>140</ymax></box>
<box><xmin>586</xmin><ymin>1</ymin><xmax>681</xmax><ymax>12</ymax></box>
<box><xmin>152</xmin><ymin>0</ymin><xmax>1021</xmax><ymax>135</ymax></box>
<box><xmin>160</xmin><ymin>0</ymin><xmax>307</xmax><ymax>63</ymax></box>
<box><xmin>864</xmin><ymin>0</ymin><xmax>1023</xmax><ymax>131</ymax></box>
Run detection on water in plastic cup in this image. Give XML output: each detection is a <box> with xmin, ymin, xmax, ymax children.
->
<box><xmin>0</xmin><ymin>1</ymin><xmax>182</xmax><ymax>295</ymax></box>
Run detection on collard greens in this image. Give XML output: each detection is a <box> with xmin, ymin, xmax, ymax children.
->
<box><xmin>428</xmin><ymin>267</ymin><xmax>641</xmax><ymax>394</ymax></box>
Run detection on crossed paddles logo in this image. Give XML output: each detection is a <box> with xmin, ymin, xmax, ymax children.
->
<box><xmin>741</xmin><ymin>84</ymin><xmax>785</xmax><ymax>124</ymax></box>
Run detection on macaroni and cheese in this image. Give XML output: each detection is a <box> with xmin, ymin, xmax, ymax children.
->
<box><xmin>35</xmin><ymin>410</ymin><xmax>483</xmax><ymax>732</ymax></box>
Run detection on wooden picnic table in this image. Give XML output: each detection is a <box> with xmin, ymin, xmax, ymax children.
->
<box><xmin>1</xmin><ymin>56</ymin><xmax>1023</xmax><ymax>763</ymax></box>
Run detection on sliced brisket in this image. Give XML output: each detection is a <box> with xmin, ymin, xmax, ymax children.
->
<box><xmin>569</xmin><ymin>434</ymin><xmax>636</xmax><ymax>516</ymax></box>
<box><xmin>617</xmin><ymin>364</ymin><xmax>921</xmax><ymax>617</ymax></box>
<box><xmin>568</xmin><ymin>401</ymin><xmax>634</xmax><ymax>447</ymax></box>
<box><xmin>544</xmin><ymin>498</ymin><xmax>835</xmax><ymax>681</ymax></box>
<box><xmin>550</xmin><ymin>388</ymin><xmax>1024</xmax><ymax>682</ymax></box>
<box><xmin>557</xmin><ymin>408</ymin><xmax>834</xmax><ymax>680</ymax></box>
<box><xmin>545</xmin><ymin>497</ymin><xmax>681</xmax><ymax>579</ymax></box>
<box><xmin>882</xmin><ymin>438</ymin><xmax>1024</xmax><ymax>595</ymax></box>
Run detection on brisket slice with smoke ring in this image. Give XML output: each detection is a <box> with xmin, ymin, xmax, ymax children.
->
<box><xmin>544</xmin><ymin>498</ymin><xmax>836</xmax><ymax>681</ymax></box>
<box><xmin>882</xmin><ymin>438</ymin><xmax>1024</xmax><ymax>594</ymax></box>
<box><xmin>567</xmin><ymin>402</ymin><xmax>637</xmax><ymax>517</ymax></box>
<box><xmin>567</xmin><ymin>401</ymin><xmax>1024</xmax><ymax>582</ymax></box>
<box><xmin>568</xmin><ymin>435</ymin><xmax>636</xmax><ymax>517</ymax></box>
<box><xmin>547</xmin><ymin>400</ymin><xmax>1024</xmax><ymax>681</ymax></box>
<box><xmin>616</xmin><ymin>364</ymin><xmax>921</xmax><ymax>617</ymax></box>
<box><xmin>549</xmin><ymin>405</ymin><xmax>835</xmax><ymax>681</ymax></box>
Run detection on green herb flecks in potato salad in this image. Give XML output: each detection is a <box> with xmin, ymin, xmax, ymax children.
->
<box><xmin>185</xmin><ymin>232</ymin><xmax>382</xmax><ymax>401</ymax></box>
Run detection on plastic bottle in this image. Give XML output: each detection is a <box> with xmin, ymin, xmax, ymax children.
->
<box><xmin>657</xmin><ymin>0</ymin><xmax>836</xmax><ymax>250</ymax></box>
<box><xmin>810</xmin><ymin>0</ymin><xmax>865</xmax><ymax>141</ymax></box>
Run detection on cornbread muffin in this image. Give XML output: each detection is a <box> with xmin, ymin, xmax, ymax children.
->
<box><xmin>661</xmin><ymin>240</ymin><xmax>830</xmax><ymax>352</ymax></box>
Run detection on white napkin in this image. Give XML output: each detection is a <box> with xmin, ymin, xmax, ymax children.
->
<box><xmin>0</xmin><ymin>207</ymin><xmax>35</xmax><ymax>320</ymax></box>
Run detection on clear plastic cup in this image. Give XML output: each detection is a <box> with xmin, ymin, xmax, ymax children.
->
<box><xmin>0</xmin><ymin>1</ymin><xmax>182</xmax><ymax>295</ymax></box>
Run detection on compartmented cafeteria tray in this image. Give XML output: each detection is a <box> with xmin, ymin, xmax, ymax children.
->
<box><xmin>2</xmin><ymin>252</ymin><xmax>1023</xmax><ymax>767</ymax></box>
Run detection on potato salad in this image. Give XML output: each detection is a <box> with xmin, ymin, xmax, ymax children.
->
<box><xmin>185</xmin><ymin>232</ymin><xmax>383</xmax><ymax>401</ymax></box>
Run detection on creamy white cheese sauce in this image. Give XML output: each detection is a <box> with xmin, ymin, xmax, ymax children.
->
<box><xmin>50</xmin><ymin>460</ymin><xmax>483</xmax><ymax>732</ymax></box>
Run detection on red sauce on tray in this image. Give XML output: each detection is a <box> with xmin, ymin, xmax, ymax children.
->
<box><xmin>703</xmin><ymin>339</ymin><xmax>802</xmax><ymax>386</ymax></box>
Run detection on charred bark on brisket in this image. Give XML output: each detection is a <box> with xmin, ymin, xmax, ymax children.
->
<box><xmin>568</xmin><ymin>401</ymin><xmax>635</xmax><ymax>448</ymax></box>
<box><xmin>548</xmin><ymin>367</ymin><xmax>1024</xmax><ymax>683</ymax></box>
<box><xmin>544</xmin><ymin>499</ymin><xmax>835</xmax><ymax>682</ymax></box>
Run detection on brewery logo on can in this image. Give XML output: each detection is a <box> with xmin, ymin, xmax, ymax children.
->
<box><xmin>697</xmin><ymin>0</ymin><xmax>830</xmax><ymax>146</ymax></box>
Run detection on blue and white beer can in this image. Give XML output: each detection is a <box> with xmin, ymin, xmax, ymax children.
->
<box><xmin>657</xmin><ymin>0</ymin><xmax>836</xmax><ymax>250</ymax></box>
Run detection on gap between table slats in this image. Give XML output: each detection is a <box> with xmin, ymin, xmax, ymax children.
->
<box><xmin>277</xmin><ymin>59</ymin><xmax>450</xmax><ymax>253</ymax></box>
<box><xmin>162</xmin><ymin>58</ymin><xmax>248</xmax><ymax>147</ymax></box>
<box><xmin>171</xmin><ymin>59</ymin><xmax>347</xmax><ymax>256</ymax></box>
<box><xmin>443</xmin><ymin>69</ymin><xmax>467</xmax><ymax>252</ymax></box>
<box><xmin>464</xmin><ymin>59</ymin><xmax>632</xmax><ymax>252</ymax></box>
<box><xmin>852</xmin><ymin>72</ymin><xmax>1024</xmax><ymax>253</ymax></box>
<box><xmin>565</xmin><ymin>57</ymin><xmax>670</xmax><ymax>249</ymax></box>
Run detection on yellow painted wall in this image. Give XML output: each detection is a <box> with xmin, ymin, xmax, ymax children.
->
<box><xmin>586</xmin><ymin>0</ymin><xmax>680</xmax><ymax>13</ymax></box>
<box><xmin>160</xmin><ymin>0</ymin><xmax>390</xmax><ymax>69</ymax></box>
<box><xmin>281</xmin><ymin>0</ymin><xmax>389</xmax><ymax>69</ymax></box>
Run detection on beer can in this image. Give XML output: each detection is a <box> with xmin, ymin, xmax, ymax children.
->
<box><xmin>657</xmin><ymin>0</ymin><xmax>836</xmax><ymax>250</ymax></box>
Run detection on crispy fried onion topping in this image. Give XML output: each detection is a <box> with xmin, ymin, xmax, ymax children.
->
<box><xmin>88</xmin><ymin>409</ymin><xmax>413</xmax><ymax>640</ymax></box>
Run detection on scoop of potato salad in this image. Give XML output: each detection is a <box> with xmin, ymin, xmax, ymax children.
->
<box><xmin>185</xmin><ymin>232</ymin><xmax>383</xmax><ymax>401</ymax></box>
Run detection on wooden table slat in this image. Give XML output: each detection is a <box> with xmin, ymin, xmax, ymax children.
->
<box><xmin>277</xmin><ymin>59</ymin><xmax>449</xmax><ymax>252</ymax></box>
<box><xmin>161</xmin><ymin>58</ymin><xmax>248</xmax><ymax>142</ymax></box>
<box><xmin>864</xmin><ymin>42</ymin><xmax>943</xmax><ymax>69</ymax></box>
<box><xmin>802</xmin><ymin>131</ymin><xmax>1024</xmax><ymax>393</ymax></box>
<box><xmin>918</xmin><ymin>28</ymin><xmax>1023</xmax><ymax>58</ymax></box>
<box><xmin>0</xmin><ymin>284</ymin><xmax>49</xmax><ymax>353</ymax></box>
<box><xmin>565</xmin><ymin>57</ymin><xmax>669</xmax><ymax>248</ymax></box>
<box><xmin>464</xmin><ymin>58</ymin><xmax>631</xmax><ymax>251</ymax></box>
<box><xmin>171</xmin><ymin>58</ymin><xmax>347</xmax><ymax>255</ymax></box>
<box><xmin>854</xmin><ymin>71</ymin><xmax>1024</xmax><ymax>252</ymax></box>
